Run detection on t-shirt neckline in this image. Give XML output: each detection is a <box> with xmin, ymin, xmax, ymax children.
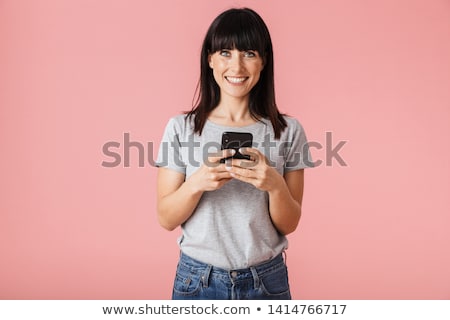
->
<box><xmin>205</xmin><ymin>118</ymin><xmax>268</xmax><ymax>130</ymax></box>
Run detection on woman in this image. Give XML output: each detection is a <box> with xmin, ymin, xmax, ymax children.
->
<box><xmin>156</xmin><ymin>7</ymin><xmax>312</xmax><ymax>300</ymax></box>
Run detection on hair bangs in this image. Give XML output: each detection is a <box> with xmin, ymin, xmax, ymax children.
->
<box><xmin>209</xmin><ymin>11</ymin><xmax>267</xmax><ymax>55</ymax></box>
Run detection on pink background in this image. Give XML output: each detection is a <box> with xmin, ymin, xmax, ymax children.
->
<box><xmin>1</xmin><ymin>0</ymin><xmax>449</xmax><ymax>299</ymax></box>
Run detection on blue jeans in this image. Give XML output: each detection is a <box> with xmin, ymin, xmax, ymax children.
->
<box><xmin>172</xmin><ymin>252</ymin><xmax>292</xmax><ymax>300</ymax></box>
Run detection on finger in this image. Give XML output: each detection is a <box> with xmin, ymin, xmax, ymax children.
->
<box><xmin>239</xmin><ymin>147</ymin><xmax>261</xmax><ymax>157</ymax></box>
<box><xmin>229</xmin><ymin>158</ymin><xmax>257</xmax><ymax>169</ymax></box>
<box><xmin>238</xmin><ymin>147</ymin><xmax>261</xmax><ymax>162</ymax></box>
<box><xmin>208</xmin><ymin>162</ymin><xmax>232</xmax><ymax>172</ymax></box>
<box><xmin>229</xmin><ymin>171</ymin><xmax>257</xmax><ymax>186</ymax></box>
<box><xmin>226</xmin><ymin>165</ymin><xmax>254</xmax><ymax>178</ymax></box>
<box><xmin>210</xmin><ymin>171</ymin><xmax>234</xmax><ymax>180</ymax></box>
<box><xmin>206</xmin><ymin>149</ymin><xmax>236</xmax><ymax>165</ymax></box>
<box><xmin>209</xmin><ymin>149</ymin><xmax>236</xmax><ymax>162</ymax></box>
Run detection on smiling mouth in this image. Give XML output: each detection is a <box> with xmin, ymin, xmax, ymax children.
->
<box><xmin>225</xmin><ymin>76</ymin><xmax>248</xmax><ymax>84</ymax></box>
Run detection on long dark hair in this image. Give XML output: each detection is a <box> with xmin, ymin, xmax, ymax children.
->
<box><xmin>186</xmin><ymin>7</ymin><xmax>287</xmax><ymax>139</ymax></box>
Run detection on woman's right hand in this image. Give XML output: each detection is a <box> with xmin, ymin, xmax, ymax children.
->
<box><xmin>186</xmin><ymin>149</ymin><xmax>235</xmax><ymax>193</ymax></box>
<box><xmin>157</xmin><ymin>149</ymin><xmax>235</xmax><ymax>230</ymax></box>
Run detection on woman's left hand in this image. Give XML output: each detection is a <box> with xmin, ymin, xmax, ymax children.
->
<box><xmin>226</xmin><ymin>147</ymin><xmax>283</xmax><ymax>192</ymax></box>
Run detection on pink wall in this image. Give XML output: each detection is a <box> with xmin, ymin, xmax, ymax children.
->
<box><xmin>1</xmin><ymin>0</ymin><xmax>449</xmax><ymax>299</ymax></box>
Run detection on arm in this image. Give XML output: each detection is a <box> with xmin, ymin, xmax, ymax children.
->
<box><xmin>267</xmin><ymin>169</ymin><xmax>304</xmax><ymax>235</ymax></box>
<box><xmin>157</xmin><ymin>149</ymin><xmax>235</xmax><ymax>231</ymax></box>
<box><xmin>156</xmin><ymin>168</ymin><xmax>203</xmax><ymax>231</ymax></box>
<box><xmin>227</xmin><ymin>148</ymin><xmax>305</xmax><ymax>235</ymax></box>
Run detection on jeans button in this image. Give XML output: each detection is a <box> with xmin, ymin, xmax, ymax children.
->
<box><xmin>231</xmin><ymin>271</ymin><xmax>238</xmax><ymax>278</ymax></box>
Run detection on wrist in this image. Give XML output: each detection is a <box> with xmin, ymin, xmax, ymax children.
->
<box><xmin>184</xmin><ymin>176</ymin><xmax>204</xmax><ymax>197</ymax></box>
<box><xmin>267</xmin><ymin>172</ymin><xmax>287</xmax><ymax>195</ymax></box>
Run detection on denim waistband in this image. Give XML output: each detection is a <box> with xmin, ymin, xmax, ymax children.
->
<box><xmin>178</xmin><ymin>251</ymin><xmax>285</xmax><ymax>281</ymax></box>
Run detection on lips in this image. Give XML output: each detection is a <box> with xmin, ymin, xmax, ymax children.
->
<box><xmin>225</xmin><ymin>76</ymin><xmax>248</xmax><ymax>84</ymax></box>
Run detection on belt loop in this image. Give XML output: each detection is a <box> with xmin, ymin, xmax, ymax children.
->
<box><xmin>250</xmin><ymin>267</ymin><xmax>260</xmax><ymax>290</ymax></box>
<box><xmin>201</xmin><ymin>264</ymin><xmax>212</xmax><ymax>288</ymax></box>
<box><xmin>283</xmin><ymin>250</ymin><xmax>287</xmax><ymax>264</ymax></box>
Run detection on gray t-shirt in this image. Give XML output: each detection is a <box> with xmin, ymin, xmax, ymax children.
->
<box><xmin>156</xmin><ymin>114</ymin><xmax>312</xmax><ymax>269</ymax></box>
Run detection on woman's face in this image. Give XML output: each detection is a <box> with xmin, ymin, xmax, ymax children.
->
<box><xmin>208</xmin><ymin>49</ymin><xmax>264</xmax><ymax>102</ymax></box>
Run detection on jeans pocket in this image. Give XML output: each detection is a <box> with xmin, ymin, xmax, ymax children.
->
<box><xmin>259</xmin><ymin>264</ymin><xmax>291</xmax><ymax>298</ymax></box>
<box><xmin>172</xmin><ymin>263</ymin><xmax>203</xmax><ymax>297</ymax></box>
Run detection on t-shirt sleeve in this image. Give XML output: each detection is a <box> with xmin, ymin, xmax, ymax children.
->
<box><xmin>284</xmin><ymin>118</ymin><xmax>314</xmax><ymax>172</ymax></box>
<box><xmin>155</xmin><ymin>117</ymin><xmax>186</xmax><ymax>175</ymax></box>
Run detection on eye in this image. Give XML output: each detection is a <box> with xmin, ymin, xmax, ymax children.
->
<box><xmin>244</xmin><ymin>51</ymin><xmax>257</xmax><ymax>58</ymax></box>
<box><xmin>219</xmin><ymin>50</ymin><xmax>231</xmax><ymax>57</ymax></box>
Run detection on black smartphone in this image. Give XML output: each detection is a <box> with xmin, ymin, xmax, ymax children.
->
<box><xmin>220</xmin><ymin>132</ymin><xmax>253</xmax><ymax>163</ymax></box>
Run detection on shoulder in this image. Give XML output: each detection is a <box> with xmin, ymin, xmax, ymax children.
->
<box><xmin>163</xmin><ymin>114</ymin><xmax>194</xmax><ymax>134</ymax></box>
<box><xmin>280</xmin><ymin>115</ymin><xmax>306</xmax><ymax>136</ymax></box>
<box><xmin>166</xmin><ymin>114</ymin><xmax>190</xmax><ymax>127</ymax></box>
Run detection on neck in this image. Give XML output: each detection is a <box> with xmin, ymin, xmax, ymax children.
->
<box><xmin>211</xmin><ymin>95</ymin><xmax>253</xmax><ymax>123</ymax></box>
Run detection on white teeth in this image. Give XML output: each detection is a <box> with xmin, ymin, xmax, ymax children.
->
<box><xmin>226</xmin><ymin>77</ymin><xmax>246</xmax><ymax>83</ymax></box>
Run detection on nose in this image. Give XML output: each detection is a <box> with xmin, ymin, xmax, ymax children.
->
<box><xmin>229</xmin><ymin>51</ymin><xmax>244</xmax><ymax>71</ymax></box>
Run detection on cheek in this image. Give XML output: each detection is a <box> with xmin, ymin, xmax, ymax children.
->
<box><xmin>250</xmin><ymin>63</ymin><xmax>264</xmax><ymax>77</ymax></box>
<box><xmin>251</xmin><ymin>72</ymin><xmax>260</xmax><ymax>84</ymax></box>
<box><xmin>211</xmin><ymin>60</ymin><xmax>225</xmax><ymax>76</ymax></box>
<box><xmin>251</xmin><ymin>67</ymin><xmax>263</xmax><ymax>83</ymax></box>
<box><xmin>211</xmin><ymin>68</ymin><xmax>223</xmax><ymax>85</ymax></box>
